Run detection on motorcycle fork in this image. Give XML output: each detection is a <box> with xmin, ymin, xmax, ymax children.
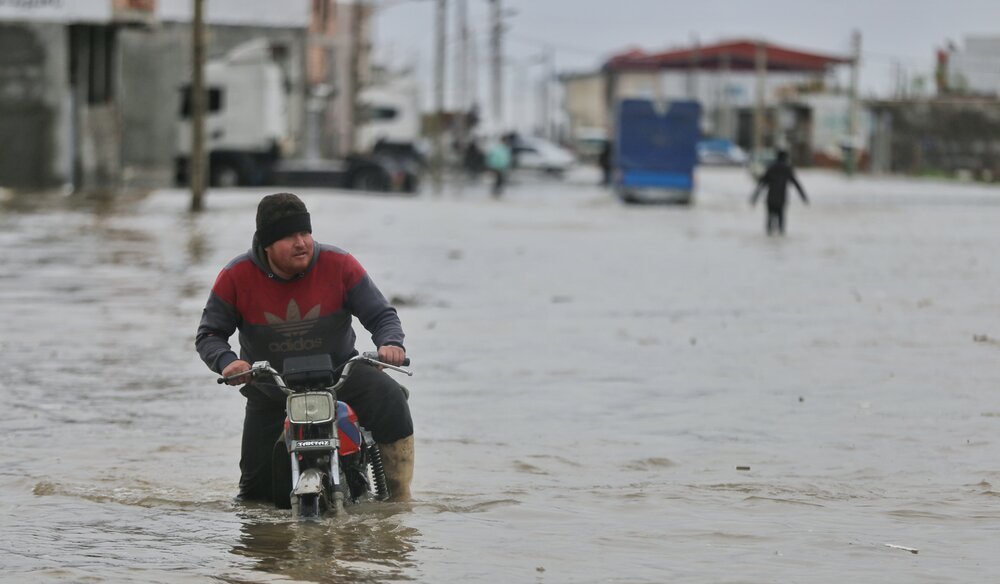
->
<box><xmin>288</xmin><ymin>419</ymin><xmax>345</xmax><ymax>514</ymax></box>
<box><xmin>287</xmin><ymin>423</ymin><xmax>338</xmax><ymax>480</ymax></box>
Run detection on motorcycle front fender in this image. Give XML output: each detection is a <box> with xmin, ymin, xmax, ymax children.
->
<box><xmin>292</xmin><ymin>468</ymin><xmax>324</xmax><ymax>496</ymax></box>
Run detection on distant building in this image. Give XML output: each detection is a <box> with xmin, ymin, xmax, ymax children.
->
<box><xmin>0</xmin><ymin>0</ymin><xmax>158</xmax><ymax>191</ymax></box>
<box><xmin>560</xmin><ymin>71</ymin><xmax>606</xmax><ymax>139</ymax></box>
<box><xmin>867</xmin><ymin>97</ymin><xmax>1000</xmax><ymax>180</ymax></box>
<box><xmin>869</xmin><ymin>36</ymin><xmax>1000</xmax><ymax>180</ymax></box>
<box><xmin>939</xmin><ymin>36</ymin><xmax>1000</xmax><ymax>96</ymax></box>
<box><xmin>561</xmin><ymin>40</ymin><xmax>858</xmax><ymax>167</ymax></box>
<box><xmin>0</xmin><ymin>0</ymin><xmax>321</xmax><ymax>192</ymax></box>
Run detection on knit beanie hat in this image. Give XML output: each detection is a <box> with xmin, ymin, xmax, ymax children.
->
<box><xmin>255</xmin><ymin>192</ymin><xmax>312</xmax><ymax>248</ymax></box>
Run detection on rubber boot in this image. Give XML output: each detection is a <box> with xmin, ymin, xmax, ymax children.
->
<box><xmin>378</xmin><ymin>435</ymin><xmax>414</xmax><ymax>502</ymax></box>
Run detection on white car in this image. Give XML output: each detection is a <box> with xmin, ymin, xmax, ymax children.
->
<box><xmin>697</xmin><ymin>138</ymin><xmax>749</xmax><ymax>166</ymax></box>
<box><xmin>511</xmin><ymin>135</ymin><xmax>576</xmax><ymax>175</ymax></box>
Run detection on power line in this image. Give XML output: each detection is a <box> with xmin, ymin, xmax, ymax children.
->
<box><xmin>506</xmin><ymin>33</ymin><xmax>605</xmax><ymax>58</ymax></box>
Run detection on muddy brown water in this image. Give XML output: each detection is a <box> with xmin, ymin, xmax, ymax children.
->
<box><xmin>1</xmin><ymin>168</ymin><xmax>999</xmax><ymax>582</ymax></box>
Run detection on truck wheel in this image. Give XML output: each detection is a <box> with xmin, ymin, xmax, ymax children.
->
<box><xmin>211</xmin><ymin>163</ymin><xmax>241</xmax><ymax>187</ymax></box>
<box><xmin>353</xmin><ymin>170</ymin><xmax>389</xmax><ymax>192</ymax></box>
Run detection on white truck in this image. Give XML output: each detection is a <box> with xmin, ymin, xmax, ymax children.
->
<box><xmin>176</xmin><ymin>39</ymin><xmax>416</xmax><ymax>192</ymax></box>
<box><xmin>356</xmin><ymin>77</ymin><xmax>423</xmax><ymax>155</ymax></box>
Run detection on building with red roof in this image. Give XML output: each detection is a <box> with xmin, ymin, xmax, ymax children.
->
<box><xmin>604</xmin><ymin>40</ymin><xmax>850</xmax><ymax>73</ymax></box>
<box><xmin>562</xmin><ymin>39</ymin><xmax>859</xmax><ymax>167</ymax></box>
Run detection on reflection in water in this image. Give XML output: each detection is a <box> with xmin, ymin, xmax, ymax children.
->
<box><xmin>186</xmin><ymin>223</ymin><xmax>209</xmax><ymax>265</ymax></box>
<box><xmin>231</xmin><ymin>506</ymin><xmax>420</xmax><ymax>583</ymax></box>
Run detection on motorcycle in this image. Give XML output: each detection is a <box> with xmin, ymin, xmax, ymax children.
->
<box><xmin>218</xmin><ymin>351</ymin><xmax>412</xmax><ymax>519</ymax></box>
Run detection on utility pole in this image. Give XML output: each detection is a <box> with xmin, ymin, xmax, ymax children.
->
<box><xmin>432</xmin><ymin>0</ymin><xmax>447</xmax><ymax>193</ymax></box>
<box><xmin>489</xmin><ymin>0</ymin><xmax>503</xmax><ymax>127</ymax></box>
<box><xmin>753</xmin><ymin>40</ymin><xmax>767</xmax><ymax>168</ymax></box>
<box><xmin>720</xmin><ymin>51</ymin><xmax>732</xmax><ymax>140</ymax></box>
<box><xmin>349</xmin><ymin>0</ymin><xmax>365</xmax><ymax>154</ymax></box>
<box><xmin>541</xmin><ymin>45</ymin><xmax>554</xmax><ymax>139</ymax></box>
<box><xmin>516</xmin><ymin>59</ymin><xmax>529</xmax><ymax>128</ymax></box>
<box><xmin>846</xmin><ymin>29</ymin><xmax>862</xmax><ymax>176</ymax></box>
<box><xmin>687</xmin><ymin>34</ymin><xmax>700</xmax><ymax>100</ymax></box>
<box><xmin>189</xmin><ymin>0</ymin><xmax>206</xmax><ymax>212</ymax></box>
<box><xmin>454</xmin><ymin>0</ymin><xmax>468</xmax><ymax>147</ymax></box>
<box><xmin>469</xmin><ymin>28</ymin><xmax>479</xmax><ymax>109</ymax></box>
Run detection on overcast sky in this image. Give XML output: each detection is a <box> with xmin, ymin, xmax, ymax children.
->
<box><xmin>371</xmin><ymin>0</ymin><xmax>1000</xmax><ymax>115</ymax></box>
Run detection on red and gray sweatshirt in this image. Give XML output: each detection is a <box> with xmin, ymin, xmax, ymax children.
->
<box><xmin>196</xmin><ymin>240</ymin><xmax>404</xmax><ymax>402</ymax></box>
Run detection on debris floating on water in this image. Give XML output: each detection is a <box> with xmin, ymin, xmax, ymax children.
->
<box><xmin>389</xmin><ymin>294</ymin><xmax>421</xmax><ymax>307</ymax></box>
<box><xmin>736</xmin><ymin>466</ymin><xmax>751</xmax><ymax>471</ymax></box>
<box><xmin>883</xmin><ymin>543</ymin><xmax>919</xmax><ymax>554</ymax></box>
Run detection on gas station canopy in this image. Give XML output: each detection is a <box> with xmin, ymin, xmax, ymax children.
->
<box><xmin>605</xmin><ymin>40</ymin><xmax>852</xmax><ymax>73</ymax></box>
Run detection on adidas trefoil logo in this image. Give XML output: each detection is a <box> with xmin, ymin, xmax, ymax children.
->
<box><xmin>265</xmin><ymin>299</ymin><xmax>321</xmax><ymax>338</ymax></box>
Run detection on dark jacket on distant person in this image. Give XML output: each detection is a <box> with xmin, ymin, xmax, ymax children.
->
<box><xmin>751</xmin><ymin>155</ymin><xmax>808</xmax><ymax>208</ymax></box>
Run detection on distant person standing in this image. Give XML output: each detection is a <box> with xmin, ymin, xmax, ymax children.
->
<box><xmin>462</xmin><ymin>139</ymin><xmax>485</xmax><ymax>178</ymax></box>
<box><xmin>598</xmin><ymin>140</ymin><xmax>613</xmax><ymax>186</ymax></box>
<box><xmin>485</xmin><ymin>137</ymin><xmax>512</xmax><ymax>198</ymax></box>
<box><xmin>750</xmin><ymin>150</ymin><xmax>809</xmax><ymax>235</ymax></box>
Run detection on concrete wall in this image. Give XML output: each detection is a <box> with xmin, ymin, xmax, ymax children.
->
<box><xmin>0</xmin><ymin>23</ymin><xmax>69</xmax><ymax>190</ymax></box>
<box><xmin>870</xmin><ymin>100</ymin><xmax>1000</xmax><ymax>179</ymax></box>
<box><xmin>562</xmin><ymin>73</ymin><xmax>607</xmax><ymax>137</ymax></box>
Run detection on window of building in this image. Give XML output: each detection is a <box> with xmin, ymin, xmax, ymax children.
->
<box><xmin>69</xmin><ymin>25</ymin><xmax>117</xmax><ymax>105</ymax></box>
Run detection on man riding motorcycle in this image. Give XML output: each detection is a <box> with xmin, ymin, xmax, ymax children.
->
<box><xmin>195</xmin><ymin>192</ymin><xmax>414</xmax><ymax>502</ymax></box>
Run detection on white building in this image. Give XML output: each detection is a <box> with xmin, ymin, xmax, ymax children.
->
<box><xmin>944</xmin><ymin>36</ymin><xmax>1000</xmax><ymax>96</ymax></box>
<box><xmin>0</xmin><ymin>0</ymin><xmax>311</xmax><ymax>191</ymax></box>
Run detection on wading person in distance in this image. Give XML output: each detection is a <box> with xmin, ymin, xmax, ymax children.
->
<box><xmin>750</xmin><ymin>150</ymin><xmax>809</xmax><ymax>235</ymax></box>
<box><xmin>196</xmin><ymin>193</ymin><xmax>414</xmax><ymax>503</ymax></box>
<box><xmin>485</xmin><ymin>135</ymin><xmax>512</xmax><ymax>198</ymax></box>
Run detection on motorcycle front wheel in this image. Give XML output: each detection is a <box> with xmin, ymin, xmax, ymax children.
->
<box><xmin>293</xmin><ymin>493</ymin><xmax>322</xmax><ymax>519</ymax></box>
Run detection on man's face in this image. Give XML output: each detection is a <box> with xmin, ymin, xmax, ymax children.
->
<box><xmin>265</xmin><ymin>231</ymin><xmax>314</xmax><ymax>276</ymax></box>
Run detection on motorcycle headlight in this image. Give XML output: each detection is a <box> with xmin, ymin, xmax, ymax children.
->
<box><xmin>287</xmin><ymin>392</ymin><xmax>334</xmax><ymax>424</ymax></box>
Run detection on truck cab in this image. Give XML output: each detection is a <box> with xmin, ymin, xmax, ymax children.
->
<box><xmin>176</xmin><ymin>39</ymin><xmax>289</xmax><ymax>187</ymax></box>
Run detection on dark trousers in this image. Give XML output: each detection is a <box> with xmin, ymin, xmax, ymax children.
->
<box><xmin>766</xmin><ymin>204</ymin><xmax>785</xmax><ymax>235</ymax></box>
<box><xmin>238</xmin><ymin>362</ymin><xmax>413</xmax><ymax>502</ymax></box>
<box><xmin>490</xmin><ymin>169</ymin><xmax>506</xmax><ymax>197</ymax></box>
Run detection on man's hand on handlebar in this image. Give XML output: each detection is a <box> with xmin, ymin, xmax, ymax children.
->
<box><xmin>377</xmin><ymin>345</ymin><xmax>406</xmax><ymax>367</ymax></box>
<box><xmin>221</xmin><ymin>359</ymin><xmax>252</xmax><ymax>386</ymax></box>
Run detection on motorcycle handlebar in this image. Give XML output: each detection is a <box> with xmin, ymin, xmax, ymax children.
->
<box><xmin>216</xmin><ymin>352</ymin><xmax>412</xmax><ymax>384</ymax></box>
<box><xmin>361</xmin><ymin>351</ymin><xmax>411</xmax><ymax>367</ymax></box>
<box><xmin>216</xmin><ymin>361</ymin><xmax>278</xmax><ymax>385</ymax></box>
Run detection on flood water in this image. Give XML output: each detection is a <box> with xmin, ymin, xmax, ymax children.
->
<box><xmin>2</xmin><ymin>167</ymin><xmax>999</xmax><ymax>583</ymax></box>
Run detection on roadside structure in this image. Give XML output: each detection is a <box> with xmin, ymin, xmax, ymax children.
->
<box><xmin>938</xmin><ymin>36</ymin><xmax>1000</xmax><ymax>97</ymax></box>
<box><xmin>0</xmin><ymin>0</ymin><xmax>379</xmax><ymax>193</ymax></box>
<box><xmin>865</xmin><ymin>36</ymin><xmax>1000</xmax><ymax>181</ymax></box>
<box><xmin>867</xmin><ymin>97</ymin><xmax>1000</xmax><ymax>180</ymax></box>
<box><xmin>562</xmin><ymin>39</ymin><xmax>857</xmax><ymax>168</ymax></box>
<box><xmin>0</xmin><ymin>0</ymin><xmax>158</xmax><ymax>192</ymax></box>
